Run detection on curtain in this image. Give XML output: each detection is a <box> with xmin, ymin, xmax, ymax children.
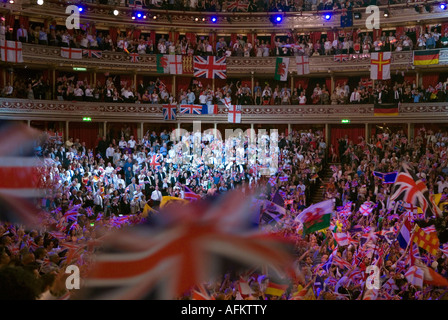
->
<box><xmin>325</xmin><ymin>78</ymin><xmax>332</xmax><ymax>92</ymax></box>
<box><xmin>109</xmin><ymin>27</ymin><xmax>118</xmax><ymax>45</ymax></box>
<box><xmin>422</xmin><ymin>73</ymin><xmax>439</xmax><ymax>88</ymax></box>
<box><xmin>270</xmin><ymin>33</ymin><xmax>276</xmax><ymax>49</ymax></box>
<box><xmin>185</xmin><ymin>32</ymin><xmax>196</xmax><ymax>46</ymax></box>
<box><xmin>373</xmin><ymin>29</ymin><xmax>382</xmax><ymax>41</ymax></box>
<box><xmin>442</xmin><ymin>22</ymin><xmax>448</xmax><ymax>35</ymax></box>
<box><xmin>176</xmin><ymin>76</ymin><xmax>192</xmax><ymax>94</ymax></box>
<box><xmin>326</xmin><ymin>31</ymin><xmax>336</xmax><ymax>42</ymax></box>
<box><xmin>69</xmin><ymin>122</ymin><xmax>100</xmax><ymax>150</ymax></box>
<box><xmin>310</xmin><ymin>32</ymin><xmax>321</xmax><ymax>44</ymax></box>
<box><xmin>395</xmin><ymin>26</ymin><xmax>404</xmax><ymax>40</ymax></box>
<box><xmin>330</xmin><ymin>125</ymin><xmax>365</xmax><ymax>152</ymax></box>
<box><xmin>335</xmin><ymin>77</ymin><xmax>349</xmax><ymax>87</ymax></box>
<box><xmin>18</xmin><ymin>16</ymin><xmax>29</xmax><ymax>29</ymax></box>
<box><xmin>230</xmin><ymin>33</ymin><xmax>237</xmax><ymax>47</ymax></box>
<box><xmin>404</xmin><ymin>74</ymin><xmax>416</xmax><ymax>85</ymax></box>
<box><xmin>169</xmin><ymin>31</ymin><xmax>179</xmax><ymax>44</ymax></box>
<box><xmin>295</xmin><ymin>78</ymin><xmax>309</xmax><ymax>89</ymax></box>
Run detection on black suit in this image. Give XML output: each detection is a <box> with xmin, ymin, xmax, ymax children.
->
<box><xmin>157</xmin><ymin>172</ymin><xmax>166</xmax><ymax>181</ymax></box>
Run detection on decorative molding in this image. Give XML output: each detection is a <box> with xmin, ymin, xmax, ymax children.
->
<box><xmin>2</xmin><ymin>99</ymin><xmax>448</xmax><ymax>124</ymax></box>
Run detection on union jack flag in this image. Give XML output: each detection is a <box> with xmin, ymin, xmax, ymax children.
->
<box><xmin>150</xmin><ymin>154</ymin><xmax>162</xmax><ymax>169</ymax></box>
<box><xmin>0</xmin><ymin>122</ymin><xmax>46</xmax><ymax>227</ymax></box>
<box><xmin>183</xmin><ymin>185</ymin><xmax>201</xmax><ymax>201</ymax></box>
<box><xmin>179</xmin><ymin>104</ymin><xmax>203</xmax><ymax>115</ymax></box>
<box><xmin>63</xmin><ymin>205</ymin><xmax>81</xmax><ymax>222</ymax></box>
<box><xmin>279</xmin><ymin>176</ymin><xmax>288</xmax><ymax>182</ymax></box>
<box><xmin>129</xmin><ymin>52</ymin><xmax>139</xmax><ymax>63</ymax></box>
<box><xmin>82</xmin><ymin>49</ymin><xmax>102</xmax><ymax>59</ymax></box>
<box><xmin>193</xmin><ymin>56</ymin><xmax>227</xmax><ymax>79</ymax></box>
<box><xmin>86</xmin><ymin>207</ymin><xmax>94</xmax><ymax>217</ymax></box>
<box><xmin>162</xmin><ymin>104</ymin><xmax>177</xmax><ymax>120</ymax></box>
<box><xmin>81</xmin><ymin>190</ymin><xmax>294</xmax><ymax>299</ymax></box>
<box><xmin>334</xmin><ymin>54</ymin><xmax>350</xmax><ymax>62</ymax></box>
<box><xmin>390</xmin><ymin>163</ymin><xmax>442</xmax><ymax>218</ymax></box>
<box><xmin>268</xmin><ymin>176</ymin><xmax>277</xmax><ymax>186</ymax></box>
<box><xmin>227</xmin><ymin>0</ymin><xmax>249</xmax><ymax>11</ymax></box>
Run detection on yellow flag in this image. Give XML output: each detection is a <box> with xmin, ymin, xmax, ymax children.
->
<box><xmin>142</xmin><ymin>203</ymin><xmax>157</xmax><ymax>218</ymax></box>
<box><xmin>160</xmin><ymin>196</ymin><xmax>189</xmax><ymax>209</ymax></box>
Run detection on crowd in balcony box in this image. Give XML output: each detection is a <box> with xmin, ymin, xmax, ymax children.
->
<box><xmin>4</xmin><ymin>13</ymin><xmax>448</xmax><ymax>60</ymax></box>
<box><xmin>4</xmin><ymin>71</ymin><xmax>448</xmax><ymax>106</ymax></box>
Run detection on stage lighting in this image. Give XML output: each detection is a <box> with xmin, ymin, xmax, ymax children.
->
<box><xmin>211</xmin><ymin>16</ymin><xmax>217</xmax><ymax>23</ymax></box>
<box><xmin>9</xmin><ymin>0</ymin><xmax>14</xmax><ymax>3</ymax></box>
<box><xmin>270</xmin><ymin>14</ymin><xmax>283</xmax><ymax>24</ymax></box>
<box><xmin>202</xmin><ymin>17</ymin><xmax>206</xmax><ymax>22</ymax></box>
<box><xmin>153</xmin><ymin>15</ymin><xmax>157</xmax><ymax>20</ymax></box>
<box><xmin>383</xmin><ymin>10</ymin><xmax>389</xmax><ymax>17</ymax></box>
<box><xmin>440</xmin><ymin>3</ymin><xmax>447</xmax><ymax>9</ymax></box>
<box><xmin>37</xmin><ymin>0</ymin><xmax>44</xmax><ymax>5</ymax></box>
<box><xmin>113</xmin><ymin>9</ymin><xmax>119</xmax><ymax>15</ymax></box>
<box><xmin>137</xmin><ymin>12</ymin><xmax>142</xmax><ymax>18</ymax></box>
<box><xmin>143</xmin><ymin>15</ymin><xmax>147</xmax><ymax>19</ymax></box>
<box><xmin>354</xmin><ymin>12</ymin><xmax>361</xmax><ymax>19</ymax></box>
<box><xmin>324</xmin><ymin>14</ymin><xmax>331</xmax><ymax>20</ymax></box>
<box><xmin>78</xmin><ymin>6</ymin><xmax>84</xmax><ymax>12</ymax></box>
<box><xmin>194</xmin><ymin>17</ymin><xmax>199</xmax><ymax>22</ymax></box>
<box><xmin>132</xmin><ymin>15</ymin><xmax>135</xmax><ymax>20</ymax></box>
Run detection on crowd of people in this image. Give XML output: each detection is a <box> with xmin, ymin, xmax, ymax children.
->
<box><xmin>4</xmin><ymin>70</ymin><xmax>448</xmax><ymax>106</ymax></box>
<box><xmin>1</xmin><ymin>120</ymin><xmax>448</xmax><ymax>300</ymax></box>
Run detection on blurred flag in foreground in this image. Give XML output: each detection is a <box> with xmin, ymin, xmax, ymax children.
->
<box><xmin>81</xmin><ymin>189</ymin><xmax>295</xmax><ymax>299</ymax></box>
<box><xmin>0</xmin><ymin>121</ymin><xmax>47</xmax><ymax>227</ymax></box>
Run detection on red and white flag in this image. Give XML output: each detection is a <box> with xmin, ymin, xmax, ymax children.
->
<box><xmin>227</xmin><ymin>104</ymin><xmax>242</xmax><ymax>123</ymax></box>
<box><xmin>295</xmin><ymin>55</ymin><xmax>309</xmax><ymax>75</ymax></box>
<box><xmin>333</xmin><ymin>232</ymin><xmax>350</xmax><ymax>246</ymax></box>
<box><xmin>168</xmin><ymin>55</ymin><xmax>183</xmax><ymax>74</ymax></box>
<box><xmin>370</xmin><ymin>51</ymin><xmax>391</xmax><ymax>80</ymax></box>
<box><xmin>404</xmin><ymin>265</ymin><xmax>424</xmax><ymax>288</ymax></box>
<box><xmin>61</xmin><ymin>47</ymin><xmax>82</xmax><ymax>59</ymax></box>
<box><xmin>194</xmin><ymin>56</ymin><xmax>227</xmax><ymax>79</ymax></box>
<box><xmin>0</xmin><ymin>40</ymin><xmax>23</xmax><ymax>63</ymax></box>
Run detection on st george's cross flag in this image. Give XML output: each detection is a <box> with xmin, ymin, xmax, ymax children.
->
<box><xmin>370</xmin><ymin>51</ymin><xmax>391</xmax><ymax>80</ymax></box>
<box><xmin>227</xmin><ymin>104</ymin><xmax>242</xmax><ymax>123</ymax></box>
<box><xmin>168</xmin><ymin>55</ymin><xmax>183</xmax><ymax>74</ymax></box>
<box><xmin>0</xmin><ymin>40</ymin><xmax>23</xmax><ymax>63</ymax></box>
<box><xmin>295</xmin><ymin>55</ymin><xmax>310</xmax><ymax>75</ymax></box>
<box><xmin>194</xmin><ymin>56</ymin><xmax>227</xmax><ymax>79</ymax></box>
<box><xmin>61</xmin><ymin>47</ymin><xmax>83</xmax><ymax>59</ymax></box>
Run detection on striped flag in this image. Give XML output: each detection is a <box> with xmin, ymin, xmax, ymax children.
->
<box><xmin>183</xmin><ymin>186</ymin><xmax>201</xmax><ymax>201</ymax></box>
<box><xmin>265</xmin><ymin>281</ymin><xmax>288</xmax><ymax>297</ymax></box>
<box><xmin>374</xmin><ymin>102</ymin><xmax>399</xmax><ymax>116</ymax></box>
<box><xmin>81</xmin><ymin>190</ymin><xmax>294</xmax><ymax>299</ymax></box>
<box><xmin>0</xmin><ymin>122</ymin><xmax>47</xmax><ymax>227</ymax></box>
<box><xmin>413</xmin><ymin>49</ymin><xmax>439</xmax><ymax>66</ymax></box>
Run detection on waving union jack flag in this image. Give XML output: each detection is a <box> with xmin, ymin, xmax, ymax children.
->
<box><xmin>390</xmin><ymin>163</ymin><xmax>442</xmax><ymax>218</ymax></box>
<box><xmin>193</xmin><ymin>56</ymin><xmax>227</xmax><ymax>79</ymax></box>
<box><xmin>0</xmin><ymin>122</ymin><xmax>47</xmax><ymax>227</ymax></box>
<box><xmin>81</xmin><ymin>190</ymin><xmax>295</xmax><ymax>299</ymax></box>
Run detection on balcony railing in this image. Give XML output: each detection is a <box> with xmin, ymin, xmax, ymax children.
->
<box><xmin>1</xmin><ymin>98</ymin><xmax>448</xmax><ymax>124</ymax></box>
<box><xmin>18</xmin><ymin>43</ymin><xmax>448</xmax><ymax>74</ymax></box>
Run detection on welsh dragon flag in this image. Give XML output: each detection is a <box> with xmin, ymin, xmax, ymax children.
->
<box><xmin>156</xmin><ymin>54</ymin><xmax>169</xmax><ymax>73</ymax></box>
<box><xmin>295</xmin><ymin>199</ymin><xmax>334</xmax><ymax>234</ymax></box>
<box><xmin>274</xmin><ymin>57</ymin><xmax>289</xmax><ymax>81</ymax></box>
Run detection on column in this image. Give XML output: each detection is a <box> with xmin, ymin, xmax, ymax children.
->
<box><xmin>65</xmin><ymin>121</ymin><xmax>69</xmax><ymax>141</ymax></box>
<box><xmin>103</xmin><ymin>121</ymin><xmax>107</xmax><ymax>138</ymax></box>
<box><xmin>330</xmin><ymin>73</ymin><xmax>335</xmax><ymax>93</ymax></box>
<box><xmin>287</xmin><ymin>123</ymin><xmax>291</xmax><ymax>136</ymax></box>
<box><xmin>140</xmin><ymin>122</ymin><xmax>144</xmax><ymax>140</ymax></box>
<box><xmin>172</xmin><ymin>74</ymin><xmax>176</xmax><ymax>97</ymax></box>
<box><xmin>133</xmin><ymin>72</ymin><xmax>137</xmax><ymax>91</ymax></box>
<box><xmin>365</xmin><ymin>123</ymin><xmax>370</xmax><ymax>143</ymax></box>
<box><xmin>27</xmin><ymin>120</ymin><xmax>31</xmax><ymax>127</ymax></box>
<box><xmin>416</xmin><ymin>71</ymin><xmax>421</xmax><ymax>87</ymax></box>
<box><xmin>2</xmin><ymin>68</ymin><xmax>5</xmax><ymax>88</ymax></box>
<box><xmin>325</xmin><ymin>123</ymin><xmax>330</xmax><ymax>150</ymax></box>
<box><xmin>212</xmin><ymin>78</ymin><xmax>215</xmax><ymax>92</ymax></box>
<box><xmin>290</xmin><ymin>73</ymin><xmax>294</xmax><ymax>93</ymax></box>
<box><xmin>93</xmin><ymin>69</ymin><xmax>97</xmax><ymax>86</ymax></box>
<box><xmin>251</xmin><ymin>71</ymin><xmax>254</xmax><ymax>96</ymax></box>
<box><xmin>52</xmin><ymin>68</ymin><xmax>56</xmax><ymax>100</ymax></box>
<box><xmin>408</xmin><ymin>122</ymin><xmax>414</xmax><ymax>142</ymax></box>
